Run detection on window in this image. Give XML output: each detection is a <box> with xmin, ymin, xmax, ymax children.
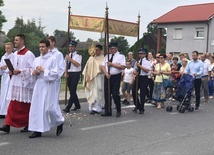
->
<box><xmin>173</xmin><ymin>28</ymin><xmax>182</xmax><ymax>39</ymax></box>
<box><xmin>195</xmin><ymin>28</ymin><xmax>204</xmax><ymax>38</ymax></box>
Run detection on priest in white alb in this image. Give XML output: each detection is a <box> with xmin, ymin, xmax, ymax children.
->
<box><xmin>82</xmin><ymin>44</ymin><xmax>104</xmax><ymax>114</ymax></box>
<box><xmin>28</xmin><ymin>39</ymin><xmax>64</xmax><ymax>138</ymax></box>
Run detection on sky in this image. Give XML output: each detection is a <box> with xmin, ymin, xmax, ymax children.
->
<box><xmin>2</xmin><ymin>0</ymin><xmax>214</xmax><ymax>46</ymax></box>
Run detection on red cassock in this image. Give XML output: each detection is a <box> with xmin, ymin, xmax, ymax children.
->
<box><xmin>5</xmin><ymin>100</ymin><xmax>30</xmax><ymax>128</ymax></box>
<box><xmin>5</xmin><ymin>48</ymin><xmax>31</xmax><ymax>128</ymax></box>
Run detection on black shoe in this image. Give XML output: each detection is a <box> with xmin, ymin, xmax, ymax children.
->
<box><xmin>29</xmin><ymin>132</ymin><xmax>42</xmax><ymax>138</ymax></box>
<box><xmin>139</xmin><ymin>110</ymin><xmax>144</xmax><ymax>114</ymax></box>
<box><xmin>63</xmin><ymin>109</ymin><xmax>70</xmax><ymax>113</ymax></box>
<box><xmin>71</xmin><ymin>107</ymin><xmax>81</xmax><ymax>111</ymax></box>
<box><xmin>132</xmin><ymin>107</ymin><xmax>138</xmax><ymax>112</ymax></box>
<box><xmin>116</xmin><ymin>112</ymin><xmax>121</xmax><ymax>117</ymax></box>
<box><xmin>100</xmin><ymin>113</ymin><xmax>112</xmax><ymax>116</ymax></box>
<box><xmin>195</xmin><ymin>107</ymin><xmax>199</xmax><ymax>111</ymax></box>
<box><xmin>122</xmin><ymin>99</ymin><xmax>127</xmax><ymax>104</ymax></box>
<box><xmin>90</xmin><ymin>110</ymin><xmax>99</xmax><ymax>115</ymax></box>
<box><xmin>0</xmin><ymin>115</ymin><xmax>5</xmax><ymax>119</ymax></box>
<box><xmin>20</xmin><ymin>126</ymin><xmax>30</xmax><ymax>132</ymax></box>
<box><xmin>0</xmin><ymin>125</ymin><xmax>10</xmax><ymax>133</ymax></box>
<box><xmin>147</xmin><ymin>100</ymin><xmax>152</xmax><ymax>103</ymax></box>
<box><xmin>124</xmin><ymin>101</ymin><xmax>130</xmax><ymax>105</ymax></box>
<box><xmin>56</xmin><ymin>123</ymin><xmax>63</xmax><ymax>136</ymax></box>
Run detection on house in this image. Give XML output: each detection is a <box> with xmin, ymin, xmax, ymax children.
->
<box><xmin>152</xmin><ymin>3</ymin><xmax>214</xmax><ymax>56</ymax></box>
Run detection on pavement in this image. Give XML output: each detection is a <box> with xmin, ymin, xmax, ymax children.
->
<box><xmin>2</xmin><ymin>93</ymin><xmax>214</xmax><ymax>154</ymax></box>
<box><xmin>1</xmin><ymin>99</ymin><xmax>214</xmax><ymax>155</ymax></box>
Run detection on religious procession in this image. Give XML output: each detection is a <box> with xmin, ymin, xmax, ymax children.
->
<box><xmin>0</xmin><ymin>4</ymin><xmax>214</xmax><ymax>155</ymax></box>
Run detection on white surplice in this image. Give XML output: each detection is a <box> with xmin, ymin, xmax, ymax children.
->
<box><xmin>29</xmin><ymin>52</ymin><xmax>64</xmax><ymax>133</ymax></box>
<box><xmin>50</xmin><ymin>48</ymin><xmax>66</xmax><ymax>93</ymax></box>
<box><xmin>0</xmin><ymin>53</ymin><xmax>14</xmax><ymax>115</ymax></box>
<box><xmin>6</xmin><ymin>47</ymin><xmax>35</xmax><ymax>103</ymax></box>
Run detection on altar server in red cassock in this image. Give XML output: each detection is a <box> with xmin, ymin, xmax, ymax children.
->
<box><xmin>0</xmin><ymin>34</ymin><xmax>35</xmax><ymax>133</ymax></box>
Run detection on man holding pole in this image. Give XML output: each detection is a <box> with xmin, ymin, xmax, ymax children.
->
<box><xmin>101</xmin><ymin>42</ymin><xmax>126</xmax><ymax>117</ymax></box>
<box><xmin>63</xmin><ymin>41</ymin><xmax>82</xmax><ymax>113</ymax></box>
<box><xmin>132</xmin><ymin>49</ymin><xmax>151</xmax><ymax>114</ymax></box>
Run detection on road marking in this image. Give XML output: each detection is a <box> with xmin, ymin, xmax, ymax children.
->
<box><xmin>121</xmin><ymin>104</ymin><xmax>155</xmax><ymax>109</ymax></box>
<box><xmin>169</xmin><ymin>112</ymin><xmax>179</xmax><ymax>115</ymax></box>
<box><xmin>122</xmin><ymin>105</ymin><xmax>135</xmax><ymax>109</ymax></box>
<box><xmin>81</xmin><ymin>120</ymin><xmax>136</xmax><ymax>131</ymax></box>
<box><xmin>0</xmin><ymin>142</ymin><xmax>10</xmax><ymax>147</ymax></box>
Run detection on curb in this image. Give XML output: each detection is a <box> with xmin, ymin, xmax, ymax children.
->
<box><xmin>59</xmin><ymin>98</ymin><xmax>87</xmax><ymax>105</ymax></box>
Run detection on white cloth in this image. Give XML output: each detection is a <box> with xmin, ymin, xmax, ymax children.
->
<box><xmin>123</xmin><ymin>67</ymin><xmax>134</xmax><ymax>83</ymax></box>
<box><xmin>88</xmin><ymin>73</ymin><xmax>104</xmax><ymax>112</ymax></box>
<box><xmin>148</xmin><ymin>59</ymin><xmax>156</xmax><ymax>78</ymax></box>
<box><xmin>50</xmin><ymin>48</ymin><xmax>66</xmax><ymax>80</ymax></box>
<box><xmin>205</xmin><ymin>59</ymin><xmax>210</xmax><ymax>65</ymax></box>
<box><xmin>67</xmin><ymin>51</ymin><xmax>82</xmax><ymax>72</ymax></box>
<box><xmin>202</xmin><ymin>61</ymin><xmax>211</xmax><ymax>76</ymax></box>
<box><xmin>83</xmin><ymin>55</ymin><xmax>105</xmax><ymax>112</ymax></box>
<box><xmin>0</xmin><ymin>53</ymin><xmax>14</xmax><ymax>115</ymax></box>
<box><xmin>29</xmin><ymin>52</ymin><xmax>64</xmax><ymax>133</ymax></box>
<box><xmin>135</xmin><ymin>58</ymin><xmax>151</xmax><ymax>76</ymax></box>
<box><xmin>102</xmin><ymin>51</ymin><xmax>126</xmax><ymax>75</ymax></box>
<box><xmin>209</xmin><ymin>63</ymin><xmax>214</xmax><ymax>72</ymax></box>
<box><xmin>50</xmin><ymin>48</ymin><xmax>66</xmax><ymax>94</ymax></box>
<box><xmin>6</xmin><ymin>48</ymin><xmax>35</xmax><ymax>103</ymax></box>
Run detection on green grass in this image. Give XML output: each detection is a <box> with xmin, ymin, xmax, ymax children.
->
<box><xmin>60</xmin><ymin>77</ymin><xmax>84</xmax><ymax>92</ymax></box>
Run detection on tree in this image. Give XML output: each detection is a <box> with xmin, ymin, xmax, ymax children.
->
<box><xmin>0</xmin><ymin>0</ymin><xmax>7</xmax><ymax>32</ymax></box>
<box><xmin>128</xmin><ymin>37</ymin><xmax>144</xmax><ymax>58</ymax></box>
<box><xmin>146</xmin><ymin>22</ymin><xmax>166</xmax><ymax>35</ymax></box>
<box><xmin>7</xmin><ymin>17</ymin><xmax>46</xmax><ymax>56</ymax></box>
<box><xmin>53</xmin><ymin>29</ymin><xmax>76</xmax><ymax>40</ymax></box>
<box><xmin>98</xmin><ymin>38</ymin><xmax>105</xmax><ymax>43</ymax></box>
<box><xmin>86</xmin><ymin>38</ymin><xmax>93</xmax><ymax>42</ymax></box>
<box><xmin>110</xmin><ymin>36</ymin><xmax>129</xmax><ymax>55</ymax></box>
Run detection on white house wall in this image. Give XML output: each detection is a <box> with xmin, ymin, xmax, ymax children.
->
<box><xmin>209</xmin><ymin>18</ymin><xmax>214</xmax><ymax>54</ymax></box>
<box><xmin>158</xmin><ymin>22</ymin><xmax>212</xmax><ymax>55</ymax></box>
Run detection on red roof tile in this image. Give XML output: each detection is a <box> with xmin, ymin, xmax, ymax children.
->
<box><xmin>153</xmin><ymin>3</ymin><xmax>214</xmax><ymax>24</ymax></box>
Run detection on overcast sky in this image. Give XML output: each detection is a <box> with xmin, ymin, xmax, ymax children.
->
<box><xmin>2</xmin><ymin>0</ymin><xmax>214</xmax><ymax>46</ymax></box>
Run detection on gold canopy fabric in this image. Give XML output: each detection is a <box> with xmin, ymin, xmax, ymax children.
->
<box><xmin>70</xmin><ymin>15</ymin><xmax>138</xmax><ymax>37</ymax></box>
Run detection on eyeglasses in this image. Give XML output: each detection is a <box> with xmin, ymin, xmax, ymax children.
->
<box><xmin>159</xmin><ymin>57</ymin><xmax>164</xmax><ymax>59</ymax></box>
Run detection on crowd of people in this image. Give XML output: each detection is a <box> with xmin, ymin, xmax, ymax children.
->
<box><xmin>0</xmin><ymin>33</ymin><xmax>213</xmax><ymax>139</ymax></box>
<box><xmin>82</xmin><ymin>44</ymin><xmax>214</xmax><ymax>116</ymax></box>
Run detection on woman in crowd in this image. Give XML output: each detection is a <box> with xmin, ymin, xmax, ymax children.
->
<box><xmin>153</xmin><ymin>54</ymin><xmax>171</xmax><ymax>109</ymax></box>
<box><xmin>179</xmin><ymin>58</ymin><xmax>188</xmax><ymax>76</ymax></box>
<box><xmin>170</xmin><ymin>57</ymin><xmax>181</xmax><ymax>97</ymax></box>
<box><xmin>209</xmin><ymin>56</ymin><xmax>214</xmax><ymax>98</ymax></box>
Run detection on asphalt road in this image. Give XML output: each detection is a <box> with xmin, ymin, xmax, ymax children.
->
<box><xmin>1</xmin><ymin>99</ymin><xmax>214</xmax><ymax>155</ymax></box>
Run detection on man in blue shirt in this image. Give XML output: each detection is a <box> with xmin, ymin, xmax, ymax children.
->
<box><xmin>185</xmin><ymin>51</ymin><xmax>204</xmax><ymax>110</ymax></box>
